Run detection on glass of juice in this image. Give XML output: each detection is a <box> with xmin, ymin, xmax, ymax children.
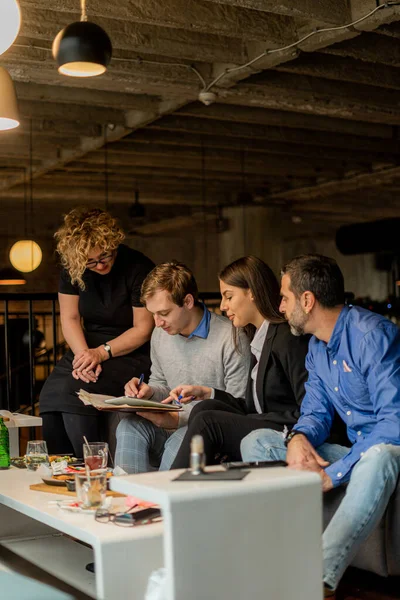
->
<box><xmin>75</xmin><ymin>473</ymin><xmax>107</xmax><ymax>509</ymax></box>
<box><xmin>83</xmin><ymin>442</ymin><xmax>108</xmax><ymax>471</ymax></box>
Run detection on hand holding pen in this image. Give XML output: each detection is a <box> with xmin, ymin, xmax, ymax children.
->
<box><xmin>161</xmin><ymin>385</ymin><xmax>213</xmax><ymax>406</ymax></box>
<box><xmin>124</xmin><ymin>373</ymin><xmax>153</xmax><ymax>399</ymax></box>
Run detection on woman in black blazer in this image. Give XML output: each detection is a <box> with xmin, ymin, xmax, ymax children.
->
<box><xmin>168</xmin><ymin>255</ymin><xmax>310</xmax><ymax>469</ymax></box>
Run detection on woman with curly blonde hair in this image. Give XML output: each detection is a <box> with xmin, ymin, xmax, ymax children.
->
<box><xmin>39</xmin><ymin>207</ymin><xmax>154</xmax><ymax>457</ymax></box>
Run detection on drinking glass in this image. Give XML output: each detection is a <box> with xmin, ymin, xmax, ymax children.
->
<box><xmin>25</xmin><ymin>440</ymin><xmax>49</xmax><ymax>471</ymax></box>
<box><xmin>83</xmin><ymin>442</ymin><xmax>108</xmax><ymax>471</ymax></box>
<box><xmin>75</xmin><ymin>473</ymin><xmax>107</xmax><ymax>509</ymax></box>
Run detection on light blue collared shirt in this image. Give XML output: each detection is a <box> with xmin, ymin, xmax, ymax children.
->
<box><xmin>294</xmin><ymin>305</ymin><xmax>400</xmax><ymax>487</ymax></box>
<box><xmin>187</xmin><ymin>303</ymin><xmax>211</xmax><ymax>339</ymax></box>
<box><xmin>186</xmin><ymin>303</ymin><xmax>214</xmax><ymax>398</ymax></box>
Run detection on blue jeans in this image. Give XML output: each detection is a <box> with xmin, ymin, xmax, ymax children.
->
<box><xmin>115</xmin><ymin>415</ymin><xmax>187</xmax><ymax>473</ymax></box>
<box><xmin>240</xmin><ymin>429</ymin><xmax>400</xmax><ymax>590</ymax></box>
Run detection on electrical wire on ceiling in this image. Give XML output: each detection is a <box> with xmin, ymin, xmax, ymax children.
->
<box><xmin>13</xmin><ymin>1</ymin><xmax>400</xmax><ymax>104</ymax></box>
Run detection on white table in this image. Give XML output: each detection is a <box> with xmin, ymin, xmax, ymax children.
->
<box><xmin>0</xmin><ymin>468</ymin><xmax>163</xmax><ymax>599</ymax></box>
<box><xmin>0</xmin><ymin>410</ymin><xmax>42</xmax><ymax>456</ymax></box>
<box><xmin>112</xmin><ymin>466</ymin><xmax>323</xmax><ymax>600</ymax></box>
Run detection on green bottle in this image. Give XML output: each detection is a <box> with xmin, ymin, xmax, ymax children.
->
<box><xmin>0</xmin><ymin>417</ymin><xmax>10</xmax><ymax>469</ymax></box>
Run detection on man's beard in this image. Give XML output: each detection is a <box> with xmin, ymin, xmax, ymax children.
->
<box><xmin>288</xmin><ymin>303</ymin><xmax>309</xmax><ymax>336</ymax></box>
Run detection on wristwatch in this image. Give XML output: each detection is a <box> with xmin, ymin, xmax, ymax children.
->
<box><xmin>103</xmin><ymin>343</ymin><xmax>112</xmax><ymax>359</ymax></box>
<box><xmin>284</xmin><ymin>430</ymin><xmax>305</xmax><ymax>447</ymax></box>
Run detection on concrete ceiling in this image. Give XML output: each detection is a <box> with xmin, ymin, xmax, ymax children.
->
<box><xmin>1</xmin><ymin>0</ymin><xmax>400</xmax><ymax>235</ymax></box>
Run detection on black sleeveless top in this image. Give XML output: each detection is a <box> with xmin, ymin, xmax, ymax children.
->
<box><xmin>39</xmin><ymin>245</ymin><xmax>154</xmax><ymax>415</ymax></box>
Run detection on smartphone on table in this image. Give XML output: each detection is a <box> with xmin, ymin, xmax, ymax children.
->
<box><xmin>221</xmin><ymin>460</ymin><xmax>287</xmax><ymax>470</ymax></box>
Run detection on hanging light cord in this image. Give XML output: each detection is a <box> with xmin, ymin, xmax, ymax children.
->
<box><xmin>240</xmin><ymin>146</ymin><xmax>247</xmax><ymax>253</ymax></box>
<box><xmin>29</xmin><ymin>118</ymin><xmax>34</xmax><ymax>237</ymax></box>
<box><xmin>12</xmin><ymin>2</ymin><xmax>400</xmax><ymax>93</ymax></box>
<box><xmin>23</xmin><ymin>167</ymin><xmax>28</xmax><ymax>237</ymax></box>
<box><xmin>80</xmin><ymin>0</ymin><xmax>88</xmax><ymax>22</ymax></box>
<box><xmin>104</xmin><ymin>124</ymin><xmax>109</xmax><ymax>211</ymax></box>
<box><xmin>201</xmin><ymin>138</ymin><xmax>208</xmax><ymax>281</ymax></box>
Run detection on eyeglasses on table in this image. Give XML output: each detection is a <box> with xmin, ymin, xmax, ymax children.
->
<box><xmin>95</xmin><ymin>506</ymin><xmax>162</xmax><ymax>527</ymax></box>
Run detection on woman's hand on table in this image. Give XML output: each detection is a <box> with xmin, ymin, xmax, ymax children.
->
<box><xmin>72</xmin><ymin>347</ymin><xmax>107</xmax><ymax>372</ymax></box>
<box><xmin>162</xmin><ymin>385</ymin><xmax>212</xmax><ymax>404</ymax></box>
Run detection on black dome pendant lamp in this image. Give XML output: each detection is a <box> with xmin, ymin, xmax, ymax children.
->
<box><xmin>52</xmin><ymin>0</ymin><xmax>112</xmax><ymax>78</ymax></box>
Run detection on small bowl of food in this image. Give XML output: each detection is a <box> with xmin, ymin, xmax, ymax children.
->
<box><xmin>65</xmin><ymin>479</ymin><xmax>76</xmax><ymax>492</ymax></box>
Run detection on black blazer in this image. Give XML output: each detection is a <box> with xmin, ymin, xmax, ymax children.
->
<box><xmin>214</xmin><ymin>322</ymin><xmax>310</xmax><ymax>428</ymax></box>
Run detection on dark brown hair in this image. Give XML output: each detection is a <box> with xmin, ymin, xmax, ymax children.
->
<box><xmin>282</xmin><ymin>254</ymin><xmax>344</xmax><ymax>308</ymax></box>
<box><xmin>141</xmin><ymin>261</ymin><xmax>199</xmax><ymax>306</ymax></box>
<box><xmin>219</xmin><ymin>255</ymin><xmax>284</xmax><ymax>339</ymax></box>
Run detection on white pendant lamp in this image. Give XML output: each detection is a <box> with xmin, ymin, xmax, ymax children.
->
<box><xmin>0</xmin><ymin>67</ymin><xmax>20</xmax><ymax>130</ymax></box>
<box><xmin>9</xmin><ymin>240</ymin><xmax>42</xmax><ymax>273</ymax></box>
<box><xmin>0</xmin><ymin>0</ymin><xmax>21</xmax><ymax>56</ymax></box>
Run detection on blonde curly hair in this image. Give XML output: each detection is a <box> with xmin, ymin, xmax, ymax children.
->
<box><xmin>55</xmin><ymin>207</ymin><xmax>125</xmax><ymax>290</ymax></box>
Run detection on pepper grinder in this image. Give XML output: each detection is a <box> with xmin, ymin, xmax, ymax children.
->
<box><xmin>190</xmin><ymin>434</ymin><xmax>205</xmax><ymax>475</ymax></box>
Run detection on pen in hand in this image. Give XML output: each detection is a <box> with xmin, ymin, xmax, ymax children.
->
<box><xmin>173</xmin><ymin>394</ymin><xmax>195</xmax><ymax>407</ymax></box>
<box><xmin>127</xmin><ymin>373</ymin><xmax>145</xmax><ymax>398</ymax></box>
<box><xmin>173</xmin><ymin>394</ymin><xmax>183</xmax><ymax>407</ymax></box>
<box><xmin>137</xmin><ymin>373</ymin><xmax>145</xmax><ymax>389</ymax></box>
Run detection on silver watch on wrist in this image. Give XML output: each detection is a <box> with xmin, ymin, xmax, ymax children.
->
<box><xmin>103</xmin><ymin>343</ymin><xmax>112</xmax><ymax>359</ymax></box>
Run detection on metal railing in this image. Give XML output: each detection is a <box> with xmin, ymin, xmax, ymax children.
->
<box><xmin>0</xmin><ymin>293</ymin><xmax>62</xmax><ymax>415</ymax></box>
<box><xmin>0</xmin><ymin>291</ymin><xmax>222</xmax><ymax>416</ymax></box>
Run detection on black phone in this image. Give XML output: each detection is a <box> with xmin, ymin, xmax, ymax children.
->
<box><xmin>221</xmin><ymin>460</ymin><xmax>287</xmax><ymax>470</ymax></box>
<box><xmin>131</xmin><ymin>507</ymin><xmax>162</xmax><ymax>523</ymax></box>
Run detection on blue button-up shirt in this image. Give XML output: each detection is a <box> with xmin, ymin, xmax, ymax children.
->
<box><xmin>187</xmin><ymin>303</ymin><xmax>211</xmax><ymax>339</ymax></box>
<box><xmin>293</xmin><ymin>305</ymin><xmax>400</xmax><ymax>487</ymax></box>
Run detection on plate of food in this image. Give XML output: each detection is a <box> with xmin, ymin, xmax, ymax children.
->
<box><xmin>10</xmin><ymin>457</ymin><xmax>27</xmax><ymax>469</ymax></box>
<box><xmin>49</xmin><ymin>455</ymin><xmax>79</xmax><ymax>464</ymax></box>
<box><xmin>42</xmin><ymin>470</ymin><xmax>113</xmax><ymax>489</ymax></box>
<box><xmin>41</xmin><ymin>474</ymin><xmax>74</xmax><ymax>487</ymax></box>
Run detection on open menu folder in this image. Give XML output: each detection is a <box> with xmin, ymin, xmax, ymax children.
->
<box><xmin>77</xmin><ymin>390</ymin><xmax>181</xmax><ymax>412</ymax></box>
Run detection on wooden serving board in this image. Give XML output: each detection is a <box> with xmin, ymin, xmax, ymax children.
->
<box><xmin>29</xmin><ymin>483</ymin><xmax>125</xmax><ymax>498</ymax></box>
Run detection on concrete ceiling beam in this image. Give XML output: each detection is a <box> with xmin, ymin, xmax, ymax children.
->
<box><xmin>80</xmin><ymin>152</ymin><xmax>349</xmax><ymax>179</ymax></box>
<box><xmin>18</xmin><ymin>7</ymin><xmax>245</xmax><ymax>63</ymax></box>
<box><xmin>201</xmin><ymin>0</ymin><xmax>350</xmax><ymax>24</ymax></box>
<box><xmin>19</xmin><ymin>0</ymin><xmax>296</xmax><ymax>43</ymax></box>
<box><xmin>95</xmin><ymin>140</ymin><xmax>369</xmax><ymax>171</ymax></box>
<box><xmin>275</xmin><ymin>53</ymin><xmax>400</xmax><ymax>91</ymax></box>
<box><xmin>0</xmin><ymin>97</ymin><xmax>195</xmax><ymax>193</ymax></box>
<box><xmin>147</xmin><ymin>116</ymin><xmax>400</xmax><ymax>154</ymax></box>
<box><xmin>15</xmin><ymin>82</ymin><xmax>161</xmax><ymax>111</ymax></box>
<box><xmin>216</xmin><ymin>71</ymin><xmax>400</xmax><ymax>125</ymax></box>
<box><xmin>176</xmin><ymin>102</ymin><xmax>392</xmax><ymax>138</ymax></box>
<box><xmin>320</xmin><ymin>32</ymin><xmax>400</xmax><ymax>67</ymax></box>
<box><xmin>268</xmin><ymin>165</ymin><xmax>400</xmax><ymax>202</ymax></box>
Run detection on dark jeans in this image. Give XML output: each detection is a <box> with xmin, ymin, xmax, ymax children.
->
<box><xmin>42</xmin><ymin>412</ymin><xmax>102</xmax><ymax>458</ymax></box>
<box><xmin>171</xmin><ymin>399</ymin><xmax>280</xmax><ymax>469</ymax></box>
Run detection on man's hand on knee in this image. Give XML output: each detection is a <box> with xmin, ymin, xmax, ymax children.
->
<box><xmin>287</xmin><ymin>434</ymin><xmax>329</xmax><ymax>472</ymax></box>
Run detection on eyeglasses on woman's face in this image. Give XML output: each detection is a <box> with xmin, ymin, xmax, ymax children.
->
<box><xmin>86</xmin><ymin>252</ymin><xmax>114</xmax><ymax>269</ymax></box>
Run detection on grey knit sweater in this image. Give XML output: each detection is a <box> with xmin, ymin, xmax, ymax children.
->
<box><xmin>148</xmin><ymin>311</ymin><xmax>251</xmax><ymax>426</ymax></box>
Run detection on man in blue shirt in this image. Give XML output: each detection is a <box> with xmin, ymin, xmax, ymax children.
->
<box><xmin>241</xmin><ymin>254</ymin><xmax>400</xmax><ymax>597</ymax></box>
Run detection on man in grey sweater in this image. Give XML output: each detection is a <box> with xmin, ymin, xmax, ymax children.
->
<box><xmin>115</xmin><ymin>261</ymin><xmax>250</xmax><ymax>473</ymax></box>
